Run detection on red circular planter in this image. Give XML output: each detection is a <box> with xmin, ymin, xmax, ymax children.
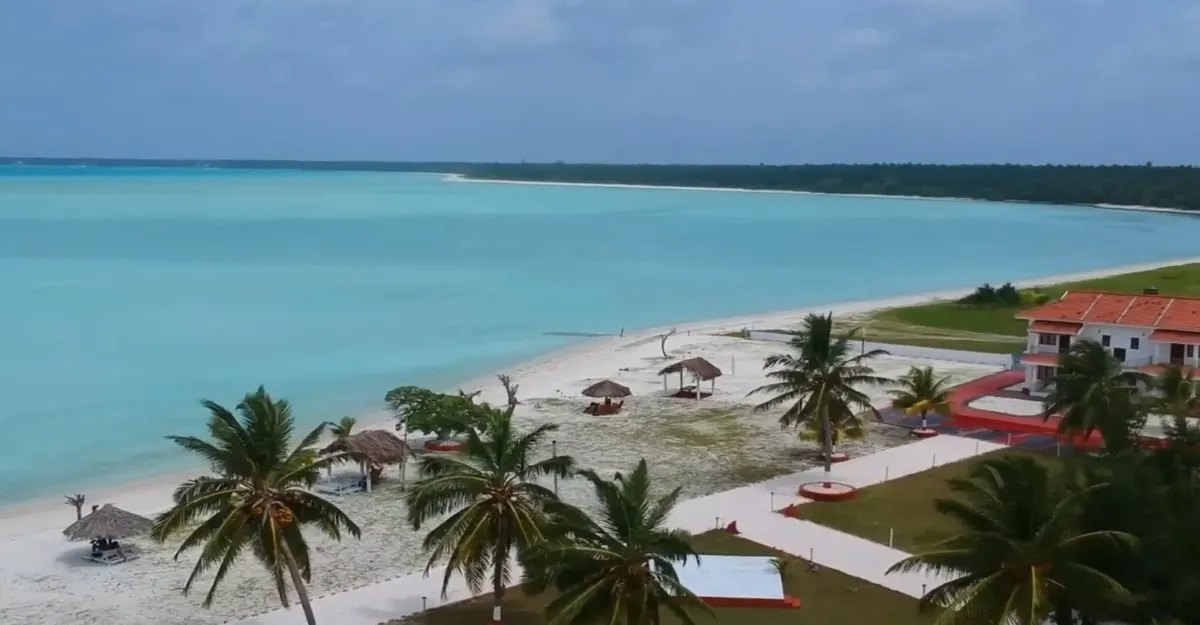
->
<box><xmin>424</xmin><ymin>439</ymin><xmax>465</xmax><ymax>452</ymax></box>
<box><xmin>912</xmin><ymin>428</ymin><xmax>939</xmax><ymax>439</ymax></box>
<box><xmin>798</xmin><ymin>482</ymin><xmax>858</xmax><ymax>502</ymax></box>
<box><xmin>819</xmin><ymin>451</ymin><xmax>850</xmax><ymax>463</ymax></box>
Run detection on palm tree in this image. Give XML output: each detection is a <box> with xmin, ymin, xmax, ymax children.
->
<box><xmin>748</xmin><ymin>313</ymin><xmax>890</xmax><ymax>483</ymax></box>
<box><xmin>151</xmin><ymin>386</ymin><xmax>361</xmax><ymax>625</ymax></box>
<box><xmin>64</xmin><ymin>493</ymin><xmax>86</xmax><ymax>521</ymax></box>
<box><xmin>1044</xmin><ymin>340</ymin><xmax>1148</xmax><ymax>452</ymax></box>
<box><xmin>329</xmin><ymin>415</ymin><xmax>357</xmax><ymax>439</ymax></box>
<box><xmin>405</xmin><ymin>408</ymin><xmax>575</xmax><ymax>625</ymax></box>
<box><xmin>1152</xmin><ymin>363</ymin><xmax>1200</xmax><ymax>421</ymax></box>
<box><xmin>522</xmin><ymin>459</ymin><xmax>713</xmax><ymax>625</ymax></box>
<box><xmin>887</xmin><ymin>456</ymin><xmax>1136</xmax><ymax>625</ymax></box>
<box><xmin>889</xmin><ymin>366</ymin><xmax>953</xmax><ymax>431</ymax></box>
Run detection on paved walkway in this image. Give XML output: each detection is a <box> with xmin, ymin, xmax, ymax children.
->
<box><xmin>235</xmin><ymin>435</ymin><xmax>1001</xmax><ymax>624</ymax></box>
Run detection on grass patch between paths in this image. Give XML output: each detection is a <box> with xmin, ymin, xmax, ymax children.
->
<box><xmin>402</xmin><ymin>530</ymin><xmax>935</xmax><ymax>625</ymax></box>
<box><xmin>792</xmin><ymin>449</ymin><xmax>1058</xmax><ymax>553</ymax></box>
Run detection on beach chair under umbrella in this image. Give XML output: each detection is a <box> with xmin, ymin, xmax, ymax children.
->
<box><xmin>63</xmin><ymin>504</ymin><xmax>152</xmax><ymax>565</ymax></box>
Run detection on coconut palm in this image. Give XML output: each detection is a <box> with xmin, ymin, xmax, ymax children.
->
<box><xmin>329</xmin><ymin>416</ymin><xmax>356</xmax><ymax>439</ymax></box>
<box><xmin>405</xmin><ymin>408</ymin><xmax>575</xmax><ymax>625</ymax></box>
<box><xmin>1044</xmin><ymin>340</ymin><xmax>1149</xmax><ymax>452</ymax></box>
<box><xmin>64</xmin><ymin>493</ymin><xmax>86</xmax><ymax>521</ymax></box>
<box><xmin>747</xmin><ymin>313</ymin><xmax>890</xmax><ymax>482</ymax></box>
<box><xmin>1152</xmin><ymin>364</ymin><xmax>1200</xmax><ymax>420</ymax></box>
<box><xmin>151</xmin><ymin>386</ymin><xmax>360</xmax><ymax>625</ymax></box>
<box><xmin>887</xmin><ymin>455</ymin><xmax>1136</xmax><ymax>625</ymax></box>
<box><xmin>522</xmin><ymin>459</ymin><xmax>713</xmax><ymax>625</ymax></box>
<box><xmin>889</xmin><ymin>366</ymin><xmax>953</xmax><ymax>431</ymax></box>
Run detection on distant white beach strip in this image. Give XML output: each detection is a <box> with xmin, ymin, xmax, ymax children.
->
<box><xmin>443</xmin><ymin>173</ymin><xmax>1199</xmax><ymax>216</ymax></box>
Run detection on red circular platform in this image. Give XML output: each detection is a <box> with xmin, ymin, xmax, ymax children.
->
<box><xmin>912</xmin><ymin>428</ymin><xmax>939</xmax><ymax>439</ymax></box>
<box><xmin>798</xmin><ymin>482</ymin><xmax>858</xmax><ymax>502</ymax></box>
<box><xmin>818</xmin><ymin>452</ymin><xmax>850</xmax><ymax>463</ymax></box>
<box><xmin>424</xmin><ymin>439</ymin><xmax>465</xmax><ymax>452</ymax></box>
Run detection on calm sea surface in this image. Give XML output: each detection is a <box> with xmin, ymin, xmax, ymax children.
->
<box><xmin>2</xmin><ymin>166</ymin><xmax>1198</xmax><ymax>503</ymax></box>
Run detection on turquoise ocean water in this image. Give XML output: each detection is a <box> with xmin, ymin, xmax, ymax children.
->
<box><xmin>2</xmin><ymin>165</ymin><xmax>1199</xmax><ymax>504</ymax></box>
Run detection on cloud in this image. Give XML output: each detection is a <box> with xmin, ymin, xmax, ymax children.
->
<box><xmin>0</xmin><ymin>0</ymin><xmax>1196</xmax><ymax>164</ymax></box>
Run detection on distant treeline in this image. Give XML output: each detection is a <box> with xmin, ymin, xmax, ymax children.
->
<box><xmin>5</xmin><ymin>158</ymin><xmax>1200</xmax><ymax>210</ymax></box>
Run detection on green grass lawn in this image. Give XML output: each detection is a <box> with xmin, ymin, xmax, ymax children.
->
<box><xmin>402</xmin><ymin>530</ymin><xmax>935</xmax><ymax>625</ymax></box>
<box><xmin>865</xmin><ymin>263</ymin><xmax>1200</xmax><ymax>354</ymax></box>
<box><xmin>792</xmin><ymin>449</ymin><xmax>1059</xmax><ymax>553</ymax></box>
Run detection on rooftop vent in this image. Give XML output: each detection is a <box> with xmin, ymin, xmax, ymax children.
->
<box><xmin>1143</xmin><ymin>287</ymin><xmax>1159</xmax><ymax>295</ymax></box>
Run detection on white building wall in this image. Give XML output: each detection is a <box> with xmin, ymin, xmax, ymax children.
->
<box><xmin>1077</xmin><ymin>324</ymin><xmax>1154</xmax><ymax>367</ymax></box>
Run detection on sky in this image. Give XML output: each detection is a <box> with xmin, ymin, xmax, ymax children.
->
<box><xmin>1</xmin><ymin>0</ymin><xmax>1197</xmax><ymax>164</ymax></box>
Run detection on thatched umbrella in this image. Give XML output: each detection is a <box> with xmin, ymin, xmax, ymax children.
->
<box><xmin>63</xmin><ymin>504</ymin><xmax>152</xmax><ymax>541</ymax></box>
<box><xmin>321</xmin><ymin>429</ymin><xmax>412</xmax><ymax>491</ymax></box>
<box><xmin>581</xmin><ymin>379</ymin><xmax>632</xmax><ymax>399</ymax></box>
<box><xmin>657</xmin><ymin>357</ymin><xmax>724</xmax><ymax>399</ymax></box>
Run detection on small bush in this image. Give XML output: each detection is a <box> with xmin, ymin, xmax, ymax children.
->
<box><xmin>959</xmin><ymin>282</ymin><xmax>1023</xmax><ymax>307</ymax></box>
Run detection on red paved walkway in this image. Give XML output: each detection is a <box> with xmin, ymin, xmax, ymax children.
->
<box><xmin>948</xmin><ymin>371</ymin><xmax>1105</xmax><ymax>449</ymax></box>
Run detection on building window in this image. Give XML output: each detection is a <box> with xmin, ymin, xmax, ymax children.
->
<box><xmin>1113</xmin><ymin>347</ymin><xmax>1126</xmax><ymax>362</ymax></box>
<box><xmin>1190</xmin><ymin>345</ymin><xmax>1196</xmax><ymax>358</ymax></box>
<box><xmin>1101</xmin><ymin>334</ymin><xmax>1111</xmax><ymax>347</ymax></box>
<box><xmin>1035</xmin><ymin>365</ymin><xmax>1054</xmax><ymax>380</ymax></box>
<box><xmin>1038</xmin><ymin>333</ymin><xmax>1057</xmax><ymax>346</ymax></box>
<box><xmin>1130</xmin><ymin>337</ymin><xmax>1140</xmax><ymax>350</ymax></box>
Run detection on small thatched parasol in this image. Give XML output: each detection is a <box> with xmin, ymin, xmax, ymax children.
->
<box><xmin>321</xmin><ymin>429</ymin><xmax>410</xmax><ymax>465</ymax></box>
<box><xmin>63</xmin><ymin>504</ymin><xmax>153</xmax><ymax>541</ymax></box>
<box><xmin>581</xmin><ymin>380</ymin><xmax>632</xmax><ymax>399</ymax></box>
<box><xmin>657</xmin><ymin>357</ymin><xmax>723</xmax><ymax>381</ymax></box>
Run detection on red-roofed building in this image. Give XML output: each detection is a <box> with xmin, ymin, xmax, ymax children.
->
<box><xmin>1015</xmin><ymin>289</ymin><xmax>1200</xmax><ymax>390</ymax></box>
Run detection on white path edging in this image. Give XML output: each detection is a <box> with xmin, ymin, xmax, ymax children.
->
<box><xmin>747</xmin><ymin>332</ymin><xmax>1017</xmax><ymax>367</ymax></box>
<box><xmin>234</xmin><ymin>436</ymin><xmax>1003</xmax><ymax>624</ymax></box>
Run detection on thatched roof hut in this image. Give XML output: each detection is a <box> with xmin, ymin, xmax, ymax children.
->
<box><xmin>321</xmin><ymin>429</ymin><xmax>410</xmax><ymax>465</ymax></box>
<box><xmin>581</xmin><ymin>379</ymin><xmax>632</xmax><ymax>399</ymax></box>
<box><xmin>657</xmin><ymin>357</ymin><xmax>723</xmax><ymax>381</ymax></box>
<box><xmin>63</xmin><ymin>504</ymin><xmax>152</xmax><ymax>541</ymax></box>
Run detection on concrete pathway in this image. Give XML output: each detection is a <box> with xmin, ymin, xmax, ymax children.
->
<box><xmin>235</xmin><ymin>435</ymin><xmax>1002</xmax><ymax>624</ymax></box>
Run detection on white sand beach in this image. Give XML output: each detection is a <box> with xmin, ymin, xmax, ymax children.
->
<box><xmin>1</xmin><ymin>258</ymin><xmax>1197</xmax><ymax>625</ymax></box>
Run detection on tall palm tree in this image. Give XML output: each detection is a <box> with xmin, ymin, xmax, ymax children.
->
<box><xmin>748</xmin><ymin>313</ymin><xmax>890</xmax><ymax>483</ymax></box>
<box><xmin>1044</xmin><ymin>340</ymin><xmax>1148</xmax><ymax>452</ymax></box>
<box><xmin>64</xmin><ymin>493</ymin><xmax>86</xmax><ymax>521</ymax></box>
<box><xmin>1152</xmin><ymin>364</ymin><xmax>1200</xmax><ymax>421</ymax></box>
<box><xmin>406</xmin><ymin>408</ymin><xmax>575</xmax><ymax>625</ymax></box>
<box><xmin>887</xmin><ymin>456</ymin><xmax>1136</xmax><ymax>625</ymax></box>
<box><xmin>151</xmin><ymin>386</ymin><xmax>361</xmax><ymax>625</ymax></box>
<box><xmin>521</xmin><ymin>459</ymin><xmax>713</xmax><ymax>625</ymax></box>
<box><xmin>889</xmin><ymin>366</ymin><xmax>953</xmax><ymax>431</ymax></box>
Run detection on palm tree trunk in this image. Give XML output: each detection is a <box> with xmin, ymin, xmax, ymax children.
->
<box><xmin>1052</xmin><ymin>602</ymin><xmax>1073</xmax><ymax>625</ymax></box>
<box><xmin>282</xmin><ymin>545</ymin><xmax>318</xmax><ymax>625</ymax></box>
<box><xmin>920</xmin><ymin>410</ymin><xmax>927</xmax><ymax>430</ymax></box>
<box><xmin>822</xmin><ymin>409</ymin><xmax>834</xmax><ymax>488</ymax></box>
<box><xmin>491</xmin><ymin>552</ymin><xmax>506</xmax><ymax>624</ymax></box>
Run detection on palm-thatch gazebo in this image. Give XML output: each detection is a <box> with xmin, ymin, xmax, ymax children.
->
<box><xmin>658</xmin><ymin>357</ymin><xmax>723</xmax><ymax>399</ymax></box>
<box><xmin>63</xmin><ymin>504</ymin><xmax>152</xmax><ymax>541</ymax></box>
<box><xmin>320</xmin><ymin>429</ymin><xmax>411</xmax><ymax>492</ymax></box>
<box><xmin>581</xmin><ymin>379</ymin><xmax>632</xmax><ymax>415</ymax></box>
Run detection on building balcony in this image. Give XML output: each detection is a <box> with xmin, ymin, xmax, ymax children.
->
<box><xmin>1029</xmin><ymin>344</ymin><xmax>1070</xmax><ymax>355</ymax></box>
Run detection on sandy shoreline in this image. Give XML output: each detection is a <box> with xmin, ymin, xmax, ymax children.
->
<box><xmin>444</xmin><ymin>173</ymin><xmax>1198</xmax><ymax>216</ymax></box>
<box><xmin>4</xmin><ymin>254</ymin><xmax>1200</xmax><ymax>523</ymax></box>
<box><xmin>4</xmin><ymin>257</ymin><xmax>1200</xmax><ymax>625</ymax></box>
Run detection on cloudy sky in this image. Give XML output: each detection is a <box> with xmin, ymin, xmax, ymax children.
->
<box><xmin>1</xmin><ymin>0</ymin><xmax>1197</xmax><ymax>164</ymax></box>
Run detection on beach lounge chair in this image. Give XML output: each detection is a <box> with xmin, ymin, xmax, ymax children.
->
<box><xmin>315</xmin><ymin>477</ymin><xmax>363</xmax><ymax>496</ymax></box>
<box><xmin>82</xmin><ymin>544</ymin><xmax>141</xmax><ymax>565</ymax></box>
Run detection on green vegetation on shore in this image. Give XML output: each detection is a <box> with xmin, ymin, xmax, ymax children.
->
<box><xmin>7</xmin><ymin>158</ymin><xmax>1200</xmax><ymax>211</ymax></box>
<box><xmin>848</xmin><ymin>263</ymin><xmax>1200</xmax><ymax>353</ymax></box>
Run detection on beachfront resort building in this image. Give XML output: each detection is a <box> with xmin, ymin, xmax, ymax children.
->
<box><xmin>1017</xmin><ymin>289</ymin><xmax>1200</xmax><ymax>391</ymax></box>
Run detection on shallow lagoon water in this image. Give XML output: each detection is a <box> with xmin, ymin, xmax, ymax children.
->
<box><xmin>1</xmin><ymin>166</ymin><xmax>1196</xmax><ymax>503</ymax></box>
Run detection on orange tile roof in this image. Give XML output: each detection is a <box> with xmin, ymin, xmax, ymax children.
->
<box><xmin>1021</xmin><ymin>353</ymin><xmax>1061</xmax><ymax>366</ymax></box>
<box><xmin>1029</xmin><ymin>320</ymin><xmax>1083</xmax><ymax>335</ymax></box>
<box><xmin>1149</xmin><ymin>329</ymin><xmax>1200</xmax><ymax>345</ymax></box>
<box><xmin>1017</xmin><ymin>291</ymin><xmax>1200</xmax><ymax>332</ymax></box>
